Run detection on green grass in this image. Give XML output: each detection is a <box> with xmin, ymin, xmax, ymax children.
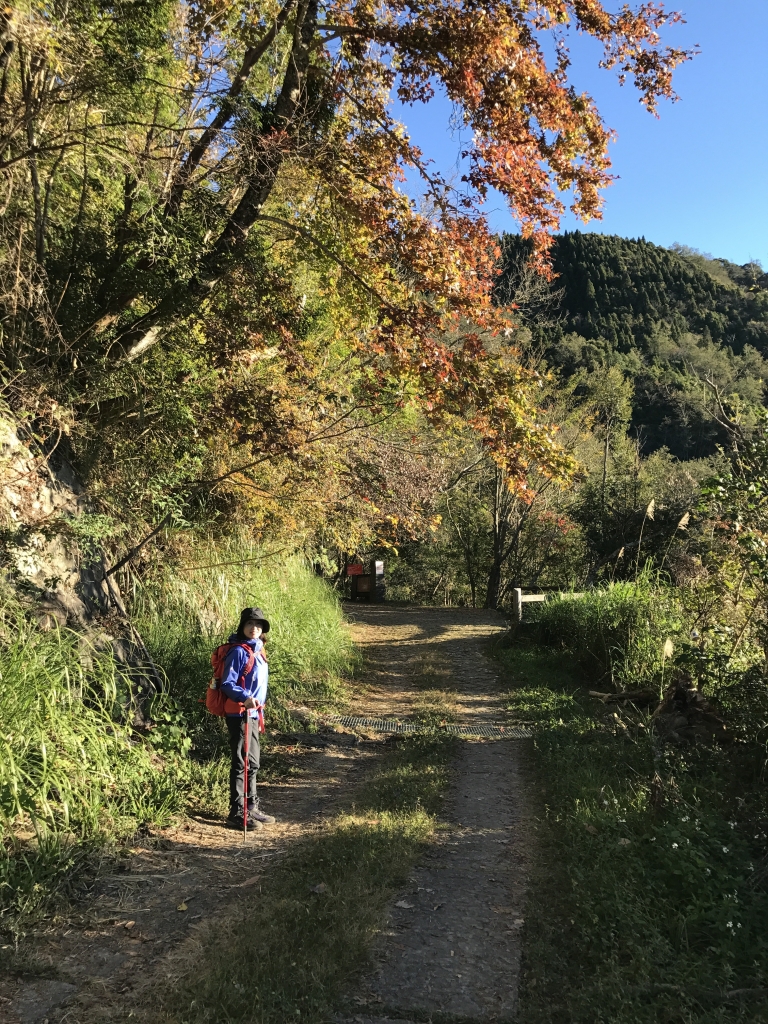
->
<box><xmin>498</xmin><ymin>645</ymin><xmax>768</xmax><ymax>1024</ymax></box>
<box><xmin>530</xmin><ymin>576</ymin><xmax>683</xmax><ymax>688</ymax></box>
<box><xmin>0</xmin><ymin>601</ymin><xmax>185</xmax><ymax>931</ymax></box>
<box><xmin>154</xmin><ymin>734</ymin><xmax>457</xmax><ymax>1024</ymax></box>
<box><xmin>0</xmin><ymin>546</ymin><xmax>356</xmax><ymax>933</ymax></box>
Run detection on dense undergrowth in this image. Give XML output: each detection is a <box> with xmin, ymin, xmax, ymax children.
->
<box><xmin>0</xmin><ymin>548</ymin><xmax>353</xmax><ymax>934</ymax></box>
<box><xmin>134</xmin><ymin>544</ymin><xmax>355</xmax><ymax>746</ymax></box>
<box><xmin>501</xmin><ymin>585</ymin><xmax>768</xmax><ymax>1023</ymax></box>
<box><xmin>529</xmin><ymin>573</ymin><xmax>765</xmax><ymax>696</ymax></box>
<box><xmin>531</xmin><ymin>576</ymin><xmax>684</xmax><ymax>688</ymax></box>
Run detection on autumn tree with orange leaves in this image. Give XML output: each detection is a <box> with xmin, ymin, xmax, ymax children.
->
<box><xmin>0</xmin><ymin>0</ymin><xmax>693</xmax><ymax>551</ymax></box>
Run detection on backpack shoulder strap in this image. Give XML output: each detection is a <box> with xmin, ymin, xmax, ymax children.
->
<box><xmin>213</xmin><ymin>641</ymin><xmax>251</xmax><ymax>668</ymax></box>
<box><xmin>242</xmin><ymin>646</ymin><xmax>256</xmax><ymax>677</ymax></box>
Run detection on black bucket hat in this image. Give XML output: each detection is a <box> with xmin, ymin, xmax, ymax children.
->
<box><xmin>238</xmin><ymin>606</ymin><xmax>270</xmax><ymax>636</ymax></box>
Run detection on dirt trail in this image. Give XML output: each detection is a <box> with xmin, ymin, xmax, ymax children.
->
<box><xmin>3</xmin><ymin>605</ymin><xmax>530</xmax><ymax>1024</ymax></box>
<box><xmin>346</xmin><ymin>606</ymin><xmax>509</xmax><ymax>726</ymax></box>
<box><xmin>339</xmin><ymin>606</ymin><xmax>530</xmax><ymax>1024</ymax></box>
<box><xmin>3</xmin><ymin>742</ymin><xmax>379</xmax><ymax>1024</ymax></box>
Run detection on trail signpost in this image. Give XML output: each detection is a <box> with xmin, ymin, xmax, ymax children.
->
<box><xmin>346</xmin><ymin>561</ymin><xmax>385</xmax><ymax>602</ymax></box>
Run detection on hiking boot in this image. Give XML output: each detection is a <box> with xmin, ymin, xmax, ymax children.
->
<box><xmin>228</xmin><ymin>813</ymin><xmax>263</xmax><ymax>831</ymax></box>
<box><xmin>248</xmin><ymin>802</ymin><xmax>276</xmax><ymax>824</ymax></box>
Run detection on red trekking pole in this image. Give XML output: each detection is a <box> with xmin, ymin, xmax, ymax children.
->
<box><xmin>243</xmin><ymin>712</ymin><xmax>250</xmax><ymax>842</ymax></box>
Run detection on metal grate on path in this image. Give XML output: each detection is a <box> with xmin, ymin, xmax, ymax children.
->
<box><xmin>325</xmin><ymin>715</ymin><xmax>532</xmax><ymax>739</ymax></box>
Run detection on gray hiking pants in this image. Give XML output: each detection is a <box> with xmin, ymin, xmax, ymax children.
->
<box><xmin>226</xmin><ymin>714</ymin><xmax>260</xmax><ymax>817</ymax></box>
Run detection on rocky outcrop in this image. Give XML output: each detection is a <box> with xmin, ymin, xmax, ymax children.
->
<box><xmin>0</xmin><ymin>415</ymin><xmax>161</xmax><ymax>726</ymax></box>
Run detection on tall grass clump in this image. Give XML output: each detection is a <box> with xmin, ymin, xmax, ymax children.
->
<box><xmin>0</xmin><ymin>602</ymin><xmax>182</xmax><ymax>930</ymax></box>
<box><xmin>531</xmin><ymin>574</ymin><xmax>683</xmax><ymax>688</ymax></box>
<box><xmin>132</xmin><ymin>539</ymin><xmax>355</xmax><ymax>747</ymax></box>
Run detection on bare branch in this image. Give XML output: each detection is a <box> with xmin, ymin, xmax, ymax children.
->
<box><xmin>165</xmin><ymin>0</ymin><xmax>299</xmax><ymax>215</ymax></box>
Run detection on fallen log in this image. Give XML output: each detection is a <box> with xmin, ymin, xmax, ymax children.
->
<box><xmin>589</xmin><ymin>689</ymin><xmax>658</xmax><ymax>706</ymax></box>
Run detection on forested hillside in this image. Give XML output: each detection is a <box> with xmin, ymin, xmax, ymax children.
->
<box><xmin>499</xmin><ymin>233</ymin><xmax>768</xmax><ymax>458</ymax></box>
<box><xmin>524</xmin><ymin>232</ymin><xmax>768</xmax><ymax>356</ymax></box>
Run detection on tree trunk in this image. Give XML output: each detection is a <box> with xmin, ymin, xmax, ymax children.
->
<box><xmin>485</xmin><ymin>466</ymin><xmax>506</xmax><ymax>609</ymax></box>
<box><xmin>108</xmin><ymin>0</ymin><xmax>319</xmax><ymax>362</ymax></box>
<box><xmin>485</xmin><ymin>558</ymin><xmax>502</xmax><ymax>609</ymax></box>
<box><xmin>601</xmin><ymin>420</ymin><xmax>610</xmax><ymax>544</ymax></box>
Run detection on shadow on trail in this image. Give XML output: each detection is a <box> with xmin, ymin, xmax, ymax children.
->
<box><xmin>158</xmin><ymin>736</ymin><xmax>457</xmax><ymax>1024</ymax></box>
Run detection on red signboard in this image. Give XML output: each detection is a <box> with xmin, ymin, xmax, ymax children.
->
<box><xmin>346</xmin><ymin>563</ymin><xmax>364</xmax><ymax>576</ymax></box>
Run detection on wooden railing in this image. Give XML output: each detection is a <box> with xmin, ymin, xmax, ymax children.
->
<box><xmin>512</xmin><ymin>587</ymin><xmax>585</xmax><ymax>622</ymax></box>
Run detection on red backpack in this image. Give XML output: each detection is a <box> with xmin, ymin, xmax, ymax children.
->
<box><xmin>204</xmin><ymin>643</ymin><xmax>256</xmax><ymax>716</ymax></box>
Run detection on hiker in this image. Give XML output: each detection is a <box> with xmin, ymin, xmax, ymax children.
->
<box><xmin>220</xmin><ymin>607</ymin><xmax>276</xmax><ymax>830</ymax></box>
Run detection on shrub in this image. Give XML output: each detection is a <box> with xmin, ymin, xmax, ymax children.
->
<box><xmin>532</xmin><ymin>576</ymin><xmax>683</xmax><ymax>688</ymax></box>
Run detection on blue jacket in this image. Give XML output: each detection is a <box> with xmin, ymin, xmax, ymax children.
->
<box><xmin>221</xmin><ymin>634</ymin><xmax>269</xmax><ymax>717</ymax></box>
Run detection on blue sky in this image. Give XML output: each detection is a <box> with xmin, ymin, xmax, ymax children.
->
<box><xmin>391</xmin><ymin>0</ymin><xmax>768</xmax><ymax>267</ymax></box>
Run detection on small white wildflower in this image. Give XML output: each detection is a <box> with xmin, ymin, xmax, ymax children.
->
<box><xmin>706</xmin><ymin>868</ymin><xmax>711</xmax><ymax>874</ymax></box>
<box><xmin>650</xmin><ymin>836</ymin><xmax>656</xmax><ymax>842</ymax></box>
<box><xmin>672</xmin><ymin>843</ymin><xmax>679</xmax><ymax>849</ymax></box>
<box><xmin>682</xmin><ymin>816</ymin><xmax>689</xmax><ymax>822</ymax></box>
<box><xmin>723</xmin><ymin>846</ymin><xmax>730</xmax><ymax>854</ymax></box>
<box><xmin>737</xmin><ymin>923</ymin><xmax>742</xmax><ymax>929</ymax></box>
<box><xmin>749</xmin><ymin>864</ymin><xmax>755</xmax><ymax>872</ymax></box>
<box><xmin>727</xmin><ymin>921</ymin><xmax>734</xmax><ymax>929</ymax></box>
<box><xmin>729</xmin><ymin>822</ymin><xmax>736</xmax><ymax>829</ymax></box>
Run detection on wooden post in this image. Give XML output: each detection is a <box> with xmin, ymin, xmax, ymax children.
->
<box><xmin>513</xmin><ymin>587</ymin><xmax>523</xmax><ymax>623</ymax></box>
